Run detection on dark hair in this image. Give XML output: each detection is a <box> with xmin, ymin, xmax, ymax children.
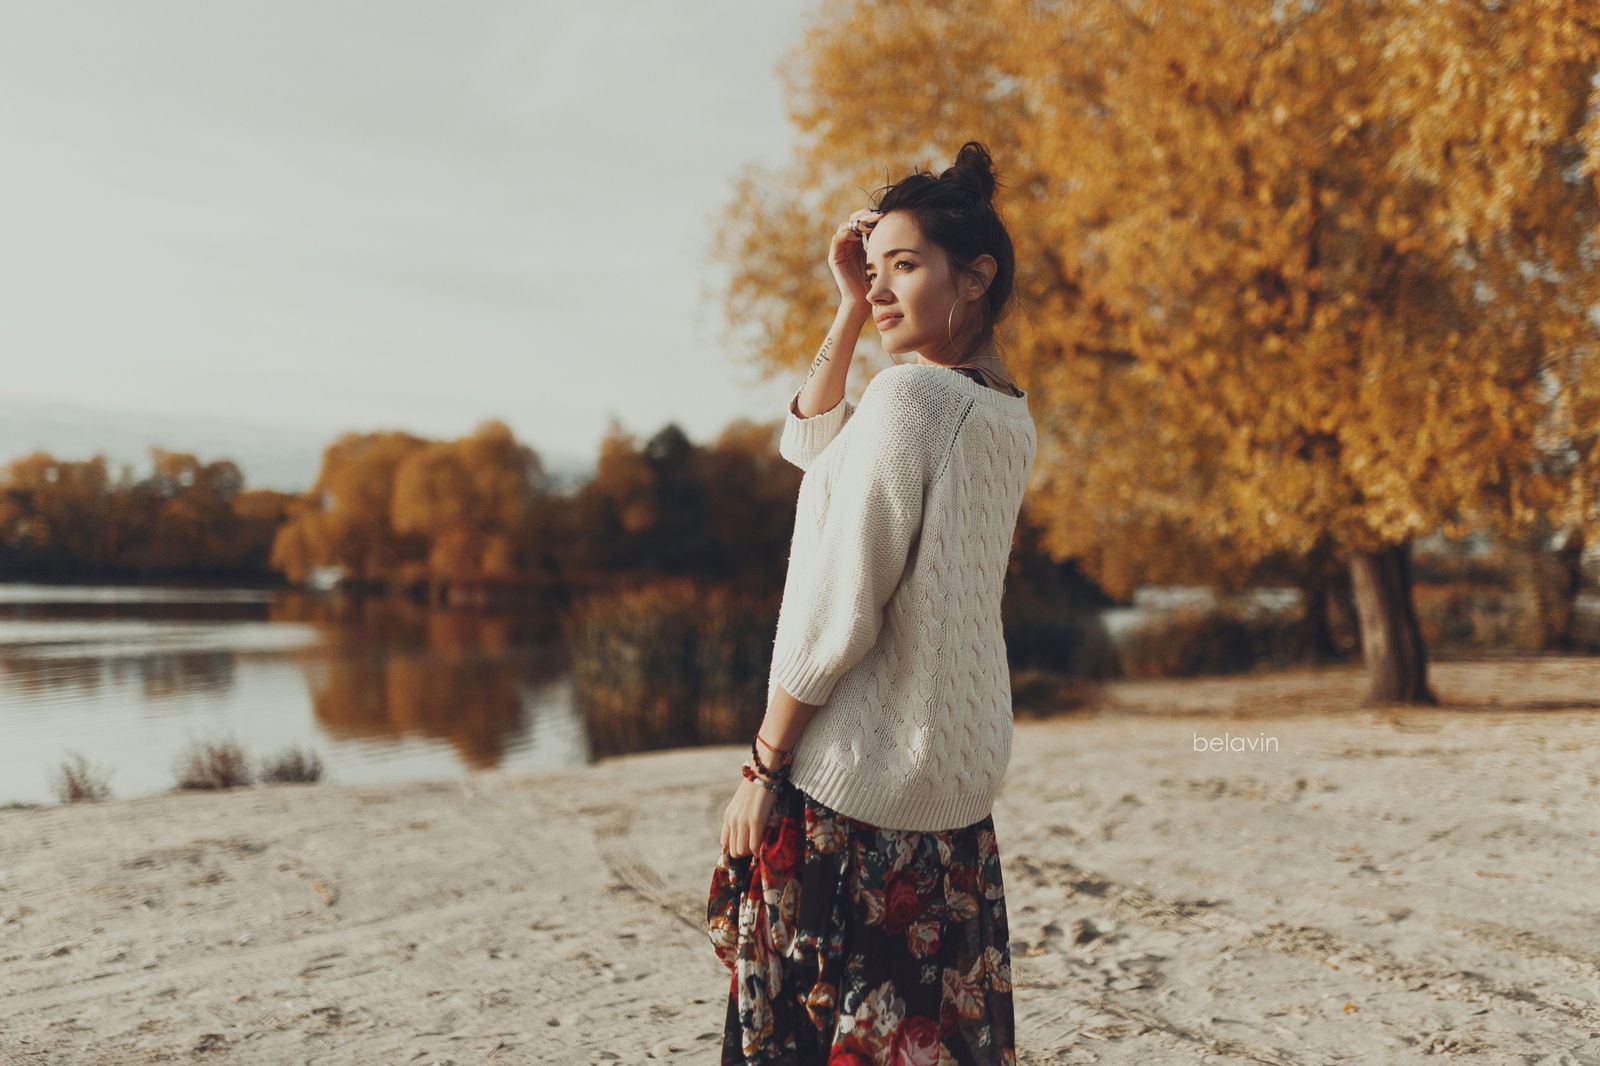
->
<box><xmin>869</xmin><ymin>141</ymin><xmax>1015</xmax><ymax>364</ymax></box>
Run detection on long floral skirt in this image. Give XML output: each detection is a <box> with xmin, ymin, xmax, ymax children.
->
<box><xmin>705</xmin><ymin>778</ymin><xmax>1016</xmax><ymax>1065</ymax></box>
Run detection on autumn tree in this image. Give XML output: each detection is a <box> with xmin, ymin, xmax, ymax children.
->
<box><xmin>271</xmin><ymin>430</ymin><xmax>432</xmax><ymax>587</ymax></box>
<box><xmin>698</xmin><ymin>417</ymin><xmax>806</xmax><ymax>591</ymax></box>
<box><xmin>0</xmin><ymin>448</ymin><xmax>288</xmax><ymax>578</ymax></box>
<box><xmin>562</xmin><ymin>420</ymin><xmax>721</xmax><ymax>579</ymax></box>
<box><xmin>132</xmin><ymin>449</ymin><xmax>249</xmax><ymax>572</ymax></box>
<box><xmin>712</xmin><ymin>0</ymin><xmax>1600</xmax><ymax>704</ymax></box>
<box><xmin>272</xmin><ymin>423</ymin><xmax>563</xmax><ymax>596</ymax></box>
<box><xmin>0</xmin><ymin>452</ymin><xmax>119</xmax><ymax>574</ymax></box>
<box><xmin>557</xmin><ymin>417</ymin><xmax>806</xmax><ymax>588</ymax></box>
<box><xmin>559</xmin><ymin>419</ymin><xmax>661</xmax><ymax>580</ymax></box>
<box><xmin>390</xmin><ymin>420</ymin><xmax>551</xmax><ymax>598</ymax></box>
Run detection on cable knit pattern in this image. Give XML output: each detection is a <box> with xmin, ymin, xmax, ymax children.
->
<box><xmin>769</xmin><ymin>362</ymin><xmax>1037</xmax><ymax>831</ymax></box>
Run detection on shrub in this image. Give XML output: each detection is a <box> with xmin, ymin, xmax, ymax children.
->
<box><xmin>1003</xmin><ymin>594</ymin><xmax>1121</xmax><ymax>680</ymax></box>
<box><xmin>1009</xmin><ymin>667</ymin><xmax>1105</xmax><ymax>718</ymax></box>
<box><xmin>1413</xmin><ymin>582</ymin><xmax>1527</xmax><ymax>651</ymax></box>
<box><xmin>259</xmin><ymin>746</ymin><xmax>325</xmax><ymax>784</ymax></box>
<box><xmin>51</xmin><ymin>749</ymin><xmax>113</xmax><ymax>803</ymax></box>
<box><xmin>1117</xmin><ymin>604</ymin><xmax>1322</xmax><ymax>679</ymax></box>
<box><xmin>172</xmin><ymin>736</ymin><xmax>254</xmax><ymax>790</ymax></box>
<box><xmin>561</xmin><ymin>577</ymin><xmax>779</xmax><ymax>758</ymax></box>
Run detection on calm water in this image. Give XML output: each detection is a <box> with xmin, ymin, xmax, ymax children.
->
<box><xmin>0</xmin><ymin>584</ymin><xmax>587</xmax><ymax>806</ymax></box>
<box><xmin>0</xmin><ymin>581</ymin><xmax>1308</xmax><ymax>807</ymax></box>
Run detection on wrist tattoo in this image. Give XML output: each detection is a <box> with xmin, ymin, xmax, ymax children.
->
<box><xmin>808</xmin><ymin>337</ymin><xmax>834</xmax><ymax>377</ymax></box>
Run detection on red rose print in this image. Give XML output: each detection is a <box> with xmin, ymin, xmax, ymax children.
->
<box><xmin>883</xmin><ymin>871</ymin><xmax>923</xmax><ymax>932</ymax></box>
<box><xmin>828</xmin><ymin>1046</ymin><xmax>873</xmax><ymax>1066</ymax></box>
<box><xmin>891</xmin><ymin>1015</ymin><xmax>942</xmax><ymax>1066</ymax></box>
<box><xmin>762</xmin><ymin>816</ymin><xmax>804</xmax><ymax>879</ymax></box>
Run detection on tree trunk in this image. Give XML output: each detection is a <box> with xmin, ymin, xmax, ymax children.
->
<box><xmin>1550</xmin><ymin>529</ymin><xmax>1586</xmax><ymax>652</ymax></box>
<box><xmin>1298</xmin><ymin>579</ymin><xmax>1336</xmax><ymax>660</ymax></box>
<box><xmin>1509</xmin><ymin>521</ymin><xmax>1586</xmax><ymax>651</ymax></box>
<box><xmin>1349</xmin><ymin>541</ymin><xmax>1437</xmax><ymax>705</ymax></box>
<box><xmin>1297</xmin><ymin>561</ymin><xmax>1359</xmax><ymax>660</ymax></box>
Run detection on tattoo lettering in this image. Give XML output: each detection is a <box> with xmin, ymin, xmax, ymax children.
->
<box><xmin>807</xmin><ymin>336</ymin><xmax>834</xmax><ymax>379</ymax></box>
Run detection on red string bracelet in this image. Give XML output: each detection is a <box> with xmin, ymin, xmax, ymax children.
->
<box><xmin>751</xmin><ymin>735</ymin><xmax>791</xmax><ymax>779</ymax></box>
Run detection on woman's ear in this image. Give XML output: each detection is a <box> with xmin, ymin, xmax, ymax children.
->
<box><xmin>967</xmin><ymin>254</ymin><xmax>998</xmax><ymax>300</ymax></box>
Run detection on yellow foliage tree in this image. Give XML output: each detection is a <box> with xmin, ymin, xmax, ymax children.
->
<box><xmin>390</xmin><ymin>420</ymin><xmax>546</xmax><ymax>595</ymax></box>
<box><xmin>270</xmin><ymin>430</ymin><xmax>432</xmax><ymax>586</ymax></box>
<box><xmin>713</xmin><ymin>0</ymin><xmax>1600</xmax><ymax>704</ymax></box>
<box><xmin>144</xmin><ymin>448</ymin><xmax>247</xmax><ymax>571</ymax></box>
<box><xmin>0</xmin><ymin>452</ymin><xmax>117</xmax><ymax>571</ymax></box>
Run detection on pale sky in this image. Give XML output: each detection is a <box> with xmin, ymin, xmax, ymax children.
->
<box><xmin>0</xmin><ymin>0</ymin><xmax>819</xmax><ymax>491</ymax></box>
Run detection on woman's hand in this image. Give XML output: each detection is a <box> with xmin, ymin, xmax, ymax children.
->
<box><xmin>829</xmin><ymin>208</ymin><xmax>886</xmax><ymax>308</ymax></box>
<box><xmin>720</xmin><ymin>777</ymin><xmax>780</xmax><ymax>859</ymax></box>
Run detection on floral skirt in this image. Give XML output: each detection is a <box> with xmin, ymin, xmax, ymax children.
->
<box><xmin>705</xmin><ymin>779</ymin><xmax>1016</xmax><ymax>1065</ymax></box>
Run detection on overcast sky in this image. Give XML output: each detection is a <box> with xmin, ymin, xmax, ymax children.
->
<box><xmin>0</xmin><ymin>0</ymin><xmax>817</xmax><ymax>491</ymax></box>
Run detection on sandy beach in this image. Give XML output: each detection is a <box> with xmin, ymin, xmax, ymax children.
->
<box><xmin>4</xmin><ymin>654</ymin><xmax>1598</xmax><ymax>1065</ymax></box>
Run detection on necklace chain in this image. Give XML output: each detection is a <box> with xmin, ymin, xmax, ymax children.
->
<box><xmin>946</xmin><ymin>359</ymin><xmax>1020</xmax><ymax>395</ymax></box>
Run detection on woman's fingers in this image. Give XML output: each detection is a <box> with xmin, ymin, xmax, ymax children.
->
<box><xmin>838</xmin><ymin>208</ymin><xmax>885</xmax><ymax>240</ymax></box>
<box><xmin>722</xmin><ymin>785</ymin><xmax>744</xmax><ymax>858</ymax></box>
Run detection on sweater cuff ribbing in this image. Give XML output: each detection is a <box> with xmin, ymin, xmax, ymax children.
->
<box><xmin>778</xmin><ymin>388</ymin><xmax>854</xmax><ymax>471</ymax></box>
<box><xmin>770</xmin><ymin>642</ymin><xmax>841</xmax><ymax>707</ymax></box>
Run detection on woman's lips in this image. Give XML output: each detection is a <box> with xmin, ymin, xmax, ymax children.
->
<box><xmin>877</xmin><ymin>315</ymin><xmax>903</xmax><ymax>329</ymax></box>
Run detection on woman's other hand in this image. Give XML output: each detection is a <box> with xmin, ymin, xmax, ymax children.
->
<box><xmin>829</xmin><ymin>208</ymin><xmax>886</xmax><ymax>309</ymax></box>
<box><xmin>720</xmin><ymin>777</ymin><xmax>780</xmax><ymax>859</ymax></box>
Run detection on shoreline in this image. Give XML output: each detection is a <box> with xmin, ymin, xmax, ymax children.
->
<box><xmin>4</xmin><ymin>655</ymin><xmax>1597</xmax><ymax>1063</ymax></box>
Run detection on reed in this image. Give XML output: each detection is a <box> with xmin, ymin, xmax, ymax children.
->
<box><xmin>51</xmin><ymin>749</ymin><xmax>113</xmax><ymax>803</ymax></box>
<box><xmin>171</xmin><ymin>736</ymin><xmax>254</xmax><ymax>790</ymax></box>
<box><xmin>259</xmin><ymin>746</ymin><xmax>326</xmax><ymax>784</ymax></box>
<box><xmin>561</xmin><ymin>578</ymin><xmax>779</xmax><ymax>759</ymax></box>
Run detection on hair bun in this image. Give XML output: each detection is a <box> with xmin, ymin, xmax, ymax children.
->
<box><xmin>944</xmin><ymin>141</ymin><xmax>998</xmax><ymax>205</ymax></box>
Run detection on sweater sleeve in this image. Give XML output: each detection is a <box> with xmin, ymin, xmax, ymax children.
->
<box><xmin>769</xmin><ymin>371</ymin><xmax>941</xmax><ymax>706</ymax></box>
<box><xmin>778</xmin><ymin>385</ymin><xmax>856</xmax><ymax>472</ymax></box>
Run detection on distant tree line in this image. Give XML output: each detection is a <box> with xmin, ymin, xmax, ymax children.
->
<box><xmin>9</xmin><ymin>414</ymin><xmax>1072</xmax><ymax>607</ymax></box>
<box><xmin>0</xmin><ymin>448</ymin><xmax>292</xmax><ymax>580</ymax></box>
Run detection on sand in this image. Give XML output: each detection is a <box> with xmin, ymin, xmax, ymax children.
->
<box><xmin>3</xmin><ymin>654</ymin><xmax>1597</xmax><ymax>1065</ymax></box>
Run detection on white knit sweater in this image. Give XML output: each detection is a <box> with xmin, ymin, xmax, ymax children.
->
<box><xmin>767</xmin><ymin>361</ymin><xmax>1037</xmax><ymax>831</ymax></box>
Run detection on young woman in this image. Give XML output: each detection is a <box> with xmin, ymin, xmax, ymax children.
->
<box><xmin>706</xmin><ymin>141</ymin><xmax>1035</xmax><ymax>1066</ymax></box>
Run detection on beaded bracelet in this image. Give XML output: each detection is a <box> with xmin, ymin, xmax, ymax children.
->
<box><xmin>741</xmin><ymin>760</ymin><xmax>783</xmax><ymax>793</ymax></box>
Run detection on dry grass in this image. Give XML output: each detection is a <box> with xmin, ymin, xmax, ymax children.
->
<box><xmin>171</xmin><ymin>736</ymin><xmax>254</xmax><ymax>790</ymax></box>
<box><xmin>50</xmin><ymin>749</ymin><xmax>113</xmax><ymax>803</ymax></box>
<box><xmin>561</xmin><ymin>577</ymin><xmax>779</xmax><ymax>758</ymax></box>
<box><xmin>259</xmin><ymin>745</ymin><xmax>326</xmax><ymax>784</ymax></box>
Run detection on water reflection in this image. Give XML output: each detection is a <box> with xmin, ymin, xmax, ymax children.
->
<box><xmin>0</xmin><ymin>585</ymin><xmax>583</xmax><ymax>806</ymax></box>
<box><xmin>270</xmin><ymin>593</ymin><xmax>569</xmax><ymax>770</ymax></box>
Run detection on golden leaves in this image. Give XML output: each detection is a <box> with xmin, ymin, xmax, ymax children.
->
<box><xmin>713</xmin><ymin>0</ymin><xmax>1600</xmax><ymax>581</ymax></box>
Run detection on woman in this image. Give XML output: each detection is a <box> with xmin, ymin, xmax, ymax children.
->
<box><xmin>706</xmin><ymin>141</ymin><xmax>1035</xmax><ymax>1066</ymax></box>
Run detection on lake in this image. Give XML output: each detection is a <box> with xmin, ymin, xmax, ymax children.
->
<box><xmin>0</xmin><ymin>583</ymin><xmax>588</xmax><ymax>806</ymax></box>
<box><xmin>0</xmin><ymin>581</ymin><xmax>1306</xmax><ymax>807</ymax></box>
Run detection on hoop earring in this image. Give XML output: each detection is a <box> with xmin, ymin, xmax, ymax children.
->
<box><xmin>948</xmin><ymin>298</ymin><xmax>988</xmax><ymax>364</ymax></box>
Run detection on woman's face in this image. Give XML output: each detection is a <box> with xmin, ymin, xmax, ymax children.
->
<box><xmin>862</xmin><ymin>211</ymin><xmax>972</xmax><ymax>363</ymax></box>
